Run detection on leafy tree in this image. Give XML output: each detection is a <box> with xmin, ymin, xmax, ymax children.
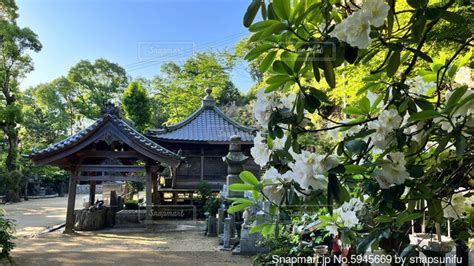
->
<box><xmin>122</xmin><ymin>81</ymin><xmax>152</xmax><ymax>132</ymax></box>
<box><xmin>230</xmin><ymin>0</ymin><xmax>473</xmax><ymax>259</ymax></box>
<box><xmin>0</xmin><ymin>3</ymin><xmax>41</xmax><ymax>201</ymax></box>
<box><xmin>151</xmin><ymin>51</ymin><xmax>243</xmax><ymax>125</ymax></box>
<box><xmin>67</xmin><ymin>58</ymin><xmax>128</xmax><ymax>119</ymax></box>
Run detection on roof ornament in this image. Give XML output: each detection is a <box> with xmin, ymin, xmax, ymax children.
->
<box><xmin>202</xmin><ymin>87</ymin><xmax>216</xmax><ymax>107</ymax></box>
<box><xmin>101</xmin><ymin>102</ymin><xmax>121</xmax><ymax>117</ymax></box>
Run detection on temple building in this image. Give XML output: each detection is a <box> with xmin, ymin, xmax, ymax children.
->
<box><xmin>147</xmin><ymin>88</ymin><xmax>258</xmax><ymax>196</ymax></box>
<box><xmin>27</xmin><ymin>89</ymin><xmax>258</xmax><ymax>232</ymax></box>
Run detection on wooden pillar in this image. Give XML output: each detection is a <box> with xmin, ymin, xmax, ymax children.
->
<box><xmin>65</xmin><ymin>167</ymin><xmax>78</xmax><ymax>234</ymax></box>
<box><xmin>145</xmin><ymin>165</ymin><xmax>153</xmax><ymax>227</ymax></box>
<box><xmin>89</xmin><ymin>181</ymin><xmax>96</xmax><ymax>206</ymax></box>
<box><xmin>152</xmin><ymin>172</ymin><xmax>159</xmax><ymax>204</ymax></box>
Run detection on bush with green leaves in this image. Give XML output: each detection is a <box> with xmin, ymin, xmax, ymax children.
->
<box><xmin>229</xmin><ymin>0</ymin><xmax>473</xmax><ymax>259</ymax></box>
<box><xmin>0</xmin><ymin>209</ymin><xmax>15</xmax><ymax>259</ymax></box>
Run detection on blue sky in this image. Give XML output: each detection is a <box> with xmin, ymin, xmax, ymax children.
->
<box><xmin>16</xmin><ymin>0</ymin><xmax>255</xmax><ymax>92</ymax></box>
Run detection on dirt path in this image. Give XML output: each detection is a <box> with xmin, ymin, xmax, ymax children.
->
<box><xmin>11</xmin><ymin>230</ymin><xmax>250</xmax><ymax>265</ymax></box>
<box><xmin>1</xmin><ymin>196</ymin><xmax>252</xmax><ymax>265</ymax></box>
<box><xmin>1</xmin><ymin>195</ymin><xmax>85</xmax><ymax>237</ymax></box>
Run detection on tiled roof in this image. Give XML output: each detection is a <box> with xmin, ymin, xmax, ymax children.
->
<box><xmin>28</xmin><ymin>113</ymin><xmax>182</xmax><ymax>161</ymax></box>
<box><xmin>148</xmin><ymin>89</ymin><xmax>256</xmax><ymax>143</ymax></box>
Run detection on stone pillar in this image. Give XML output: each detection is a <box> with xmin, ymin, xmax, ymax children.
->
<box><xmin>217</xmin><ymin>207</ymin><xmax>226</xmax><ymax>235</ymax></box>
<box><xmin>65</xmin><ymin>167</ymin><xmax>78</xmax><ymax>234</ymax></box>
<box><xmin>89</xmin><ymin>181</ymin><xmax>96</xmax><ymax>206</ymax></box>
<box><xmin>223</xmin><ymin>217</ymin><xmax>231</xmax><ymax>248</ymax></box>
<box><xmin>223</xmin><ymin>135</ymin><xmax>249</xmax><ymax>198</ymax></box>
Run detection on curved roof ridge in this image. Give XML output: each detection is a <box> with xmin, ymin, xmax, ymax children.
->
<box><xmin>211</xmin><ymin>105</ymin><xmax>255</xmax><ymax>132</ymax></box>
<box><xmin>150</xmin><ymin>105</ymin><xmax>207</xmax><ymax>133</ymax></box>
<box><xmin>28</xmin><ymin>113</ymin><xmax>182</xmax><ymax>162</ymax></box>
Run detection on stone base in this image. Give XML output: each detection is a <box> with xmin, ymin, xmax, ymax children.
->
<box><xmin>115</xmin><ymin>209</ymin><xmax>145</xmax><ymax>226</ymax></box>
<box><xmin>74</xmin><ymin>207</ymin><xmax>108</xmax><ymax>231</ymax></box>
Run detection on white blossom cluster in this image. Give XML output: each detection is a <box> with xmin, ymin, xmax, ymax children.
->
<box><xmin>407</xmin><ymin>76</ymin><xmax>436</xmax><ymax>96</ymax></box>
<box><xmin>442</xmin><ymin>188</ymin><xmax>474</xmax><ymax>219</ymax></box>
<box><xmin>375</xmin><ymin>151</ymin><xmax>410</xmax><ymax>189</ymax></box>
<box><xmin>253</xmin><ymin>89</ymin><xmax>296</xmax><ymax>128</ymax></box>
<box><xmin>289</xmin><ymin>151</ymin><xmax>339</xmax><ymax>191</ymax></box>
<box><xmin>329</xmin><ymin>0</ymin><xmax>389</xmax><ymax>49</ymax></box>
<box><xmin>368</xmin><ymin>109</ymin><xmax>403</xmax><ymax>149</ymax></box>
<box><xmin>325</xmin><ymin>198</ymin><xmax>365</xmax><ymax>236</ymax></box>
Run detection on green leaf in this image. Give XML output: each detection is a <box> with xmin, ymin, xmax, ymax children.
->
<box><xmin>344</xmin><ymin>45</ymin><xmax>358</xmax><ymax>64</ymax></box>
<box><xmin>447</xmin><ymin>87</ymin><xmax>467</xmax><ymax>107</ymax></box>
<box><xmin>245</xmin><ymin>44</ymin><xmax>275</xmax><ymax>61</ymax></box>
<box><xmin>273</xmin><ymin>60</ymin><xmax>293</xmax><ymax>75</ymax></box>
<box><xmin>439</xmin><ymin>10</ymin><xmax>465</xmax><ymax>24</ymax></box>
<box><xmin>259</xmin><ymin>50</ymin><xmax>277</xmax><ymax>73</ymax></box>
<box><xmin>386</xmin><ymin>50</ymin><xmax>400</xmax><ymax>77</ymax></box>
<box><xmin>425</xmin><ymin>8</ymin><xmax>441</xmax><ymax>20</ymax></box>
<box><xmin>312</xmin><ymin>60</ymin><xmax>321</xmax><ymax>82</ymax></box>
<box><xmin>228</xmin><ymin>183</ymin><xmax>254</xmax><ymax>192</ymax></box>
<box><xmin>239</xmin><ymin>171</ymin><xmax>259</xmax><ymax>186</ymax></box>
<box><xmin>272</xmin><ymin>0</ymin><xmax>291</xmax><ymax>20</ymax></box>
<box><xmin>243</xmin><ymin>0</ymin><xmax>261</xmax><ymax>27</ymax></box>
<box><xmin>395</xmin><ymin>212</ymin><xmax>423</xmax><ymax>227</ymax></box>
<box><xmin>260</xmin><ymin>21</ymin><xmax>288</xmax><ymax>37</ymax></box>
<box><xmin>345</xmin><ymin>139</ymin><xmax>366</xmax><ymax>154</ymax></box>
<box><xmin>357</xmin><ymin>231</ymin><xmax>379</xmax><ymax>254</ymax></box>
<box><xmin>266</xmin><ymin>74</ymin><xmax>291</xmax><ymax>85</ymax></box>
<box><xmin>321</xmin><ymin>60</ymin><xmax>336</xmax><ymax>88</ymax></box>
<box><xmin>343</xmin><ymin>106</ymin><xmax>365</xmax><ymax>116</ymax></box>
<box><xmin>407</xmin><ymin>0</ymin><xmax>421</xmax><ymax>8</ymax></box>
<box><xmin>412</xmin><ymin>16</ymin><xmax>426</xmax><ymax>42</ymax></box>
<box><xmin>400</xmin><ymin>244</ymin><xmax>414</xmax><ymax>258</ymax></box>
<box><xmin>408</xmin><ymin>110</ymin><xmax>439</xmax><ymax>122</ymax></box>
<box><xmin>344</xmin><ymin>165</ymin><xmax>367</xmax><ymax>175</ymax></box>
<box><xmin>308</xmin><ymin>87</ymin><xmax>330</xmax><ymax>103</ymax></box>
<box><xmin>359</xmin><ymin>97</ymin><xmax>371</xmax><ymax>114</ymax></box>
<box><xmin>228</xmin><ymin>202</ymin><xmax>252</xmax><ymax>213</ymax></box>
<box><xmin>406</xmin><ymin>48</ymin><xmax>433</xmax><ymax>63</ymax></box>
<box><xmin>427</xmin><ymin>199</ymin><xmax>443</xmax><ymax>223</ymax></box>
<box><xmin>455</xmin><ymin>134</ymin><xmax>466</xmax><ymax>156</ymax></box>
<box><xmin>249</xmin><ymin>20</ymin><xmax>280</xmax><ymax>32</ymax></box>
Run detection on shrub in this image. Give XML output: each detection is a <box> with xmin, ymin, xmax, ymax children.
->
<box><xmin>0</xmin><ymin>209</ymin><xmax>15</xmax><ymax>259</ymax></box>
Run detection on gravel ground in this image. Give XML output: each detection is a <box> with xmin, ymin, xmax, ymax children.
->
<box><xmin>1</xmin><ymin>196</ymin><xmax>252</xmax><ymax>265</ymax></box>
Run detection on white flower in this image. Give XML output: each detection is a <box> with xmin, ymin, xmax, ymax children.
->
<box><xmin>334</xmin><ymin>208</ymin><xmax>359</xmax><ymax>229</ymax></box>
<box><xmin>253</xmin><ymin>89</ymin><xmax>278</xmax><ymax>127</ymax></box>
<box><xmin>343</xmin><ymin>11</ymin><xmax>372</xmax><ymax>49</ymax></box>
<box><xmin>263</xmin><ymin>167</ymin><xmax>280</xmax><ymax>183</ymax></box>
<box><xmin>368</xmin><ymin>109</ymin><xmax>402</xmax><ymax>149</ymax></box>
<box><xmin>407</xmin><ymin>76</ymin><xmax>436</xmax><ymax>96</ymax></box>
<box><xmin>454</xmin><ymin>67</ymin><xmax>473</xmax><ymax>88</ymax></box>
<box><xmin>375</xmin><ymin>152</ymin><xmax>410</xmax><ymax>189</ymax></box>
<box><xmin>442</xmin><ymin>189</ymin><xmax>472</xmax><ymax>219</ymax></box>
<box><xmin>325</xmin><ymin>225</ymin><xmax>339</xmax><ymax>236</ymax></box>
<box><xmin>271</xmin><ymin>134</ymin><xmax>287</xmax><ymax>151</ymax></box>
<box><xmin>433</xmin><ymin>117</ymin><xmax>454</xmax><ymax>133</ymax></box>
<box><xmin>378</xmin><ymin>109</ymin><xmax>402</xmax><ymax>130</ymax></box>
<box><xmin>361</xmin><ymin>0</ymin><xmax>390</xmax><ymax>27</ymax></box>
<box><xmin>281</xmin><ymin>170</ymin><xmax>298</xmax><ymax>183</ymax></box>
<box><xmin>262</xmin><ymin>184</ymin><xmax>285</xmax><ymax>205</ymax></box>
<box><xmin>289</xmin><ymin>151</ymin><xmax>329</xmax><ymax>191</ymax></box>
<box><xmin>250</xmin><ymin>132</ymin><xmax>271</xmax><ymax>167</ymax></box>
<box><xmin>341</xmin><ymin>198</ymin><xmax>365</xmax><ymax>213</ymax></box>
<box><xmin>279</xmin><ymin>93</ymin><xmax>297</xmax><ymax>111</ymax></box>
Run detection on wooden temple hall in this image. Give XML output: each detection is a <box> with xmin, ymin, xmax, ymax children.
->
<box><xmin>27</xmin><ymin>89</ymin><xmax>257</xmax><ymax>233</ymax></box>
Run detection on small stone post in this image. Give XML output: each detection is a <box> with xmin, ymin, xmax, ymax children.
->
<box><xmin>223</xmin><ymin>135</ymin><xmax>249</xmax><ymax>198</ymax></box>
<box><xmin>223</xmin><ymin>217</ymin><xmax>232</xmax><ymax>249</ymax></box>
